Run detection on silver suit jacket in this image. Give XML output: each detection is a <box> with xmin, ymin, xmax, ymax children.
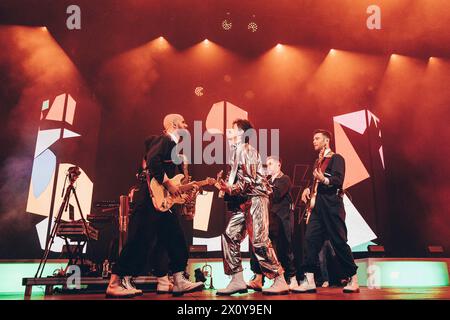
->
<box><xmin>227</xmin><ymin>142</ymin><xmax>272</xmax><ymax>198</ymax></box>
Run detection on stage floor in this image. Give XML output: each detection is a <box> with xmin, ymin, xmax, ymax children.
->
<box><xmin>3</xmin><ymin>287</ymin><xmax>450</xmax><ymax>300</ymax></box>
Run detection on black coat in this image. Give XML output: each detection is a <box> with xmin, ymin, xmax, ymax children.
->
<box><xmin>144</xmin><ymin>134</ymin><xmax>182</xmax><ymax>183</ymax></box>
<box><xmin>316</xmin><ymin>153</ymin><xmax>346</xmax><ymax>213</ymax></box>
<box><xmin>270</xmin><ymin>174</ymin><xmax>293</xmax><ymax>219</ymax></box>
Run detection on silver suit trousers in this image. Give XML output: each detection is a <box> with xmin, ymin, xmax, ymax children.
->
<box><xmin>221</xmin><ymin>196</ymin><xmax>284</xmax><ymax>279</ymax></box>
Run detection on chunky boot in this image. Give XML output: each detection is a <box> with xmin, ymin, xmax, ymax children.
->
<box><xmin>291</xmin><ymin>273</ymin><xmax>317</xmax><ymax>293</ymax></box>
<box><xmin>246</xmin><ymin>274</ymin><xmax>263</xmax><ymax>292</ymax></box>
<box><xmin>123</xmin><ymin>276</ymin><xmax>143</xmax><ymax>296</ymax></box>
<box><xmin>217</xmin><ymin>271</ymin><xmax>248</xmax><ymax>296</ymax></box>
<box><xmin>343</xmin><ymin>274</ymin><xmax>360</xmax><ymax>293</ymax></box>
<box><xmin>262</xmin><ymin>274</ymin><xmax>290</xmax><ymax>295</ymax></box>
<box><xmin>172</xmin><ymin>272</ymin><xmax>204</xmax><ymax>296</ymax></box>
<box><xmin>289</xmin><ymin>276</ymin><xmax>299</xmax><ymax>291</ymax></box>
<box><xmin>157</xmin><ymin>275</ymin><xmax>174</xmax><ymax>294</ymax></box>
<box><xmin>106</xmin><ymin>274</ymin><xmax>136</xmax><ymax>298</ymax></box>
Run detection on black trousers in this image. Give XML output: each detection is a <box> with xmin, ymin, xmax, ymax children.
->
<box><xmin>112</xmin><ymin>184</ymin><xmax>188</xmax><ymax>277</ymax></box>
<box><xmin>301</xmin><ymin>195</ymin><xmax>357</xmax><ymax>279</ymax></box>
<box><xmin>250</xmin><ymin>210</ymin><xmax>296</xmax><ymax>280</ymax></box>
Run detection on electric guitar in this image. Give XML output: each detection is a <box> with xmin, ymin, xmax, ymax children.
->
<box><xmin>148</xmin><ymin>174</ymin><xmax>216</xmax><ymax>212</ymax></box>
<box><xmin>215</xmin><ymin>170</ymin><xmax>249</xmax><ymax>207</ymax></box>
<box><xmin>304</xmin><ymin>148</ymin><xmax>326</xmax><ymax>224</ymax></box>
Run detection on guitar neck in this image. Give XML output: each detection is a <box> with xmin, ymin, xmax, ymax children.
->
<box><xmin>179</xmin><ymin>179</ymin><xmax>211</xmax><ymax>192</ymax></box>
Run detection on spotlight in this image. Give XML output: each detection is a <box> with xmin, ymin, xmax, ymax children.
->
<box><xmin>222</xmin><ymin>20</ymin><xmax>232</xmax><ymax>30</ymax></box>
<box><xmin>41</xmin><ymin>26</ymin><xmax>47</xmax><ymax>31</ymax></box>
<box><xmin>248</xmin><ymin>22</ymin><xmax>258</xmax><ymax>32</ymax></box>
<box><xmin>222</xmin><ymin>12</ymin><xmax>232</xmax><ymax>31</ymax></box>
<box><xmin>275</xmin><ymin>43</ymin><xmax>283</xmax><ymax>50</ymax></box>
<box><xmin>195</xmin><ymin>87</ymin><xmax>204</xmax><ymax>97</ymax></box>
<box><xmin>203</xmin><ymin>39</ymin><xmax>209</xmax><ymax>44</ymax></box>
<box><xmin>329</xmin><ymin>49</ymin><xmax>336</xmax><ymax>55</ymax></box>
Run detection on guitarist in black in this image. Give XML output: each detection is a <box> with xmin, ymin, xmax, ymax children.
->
<box><xmin>292</xmin><ymin>129</ymin><xmax>359</xmax><ymax>293</ymax></box>
<box><xmin>106</xmin><ymin>114</ymin><xmax>204</xmax><ymax>298</ymax></box>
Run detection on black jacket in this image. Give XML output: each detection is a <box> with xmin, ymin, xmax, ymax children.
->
<box><xmin>316</xmin><ymin>153</ymin><xmax>345</xmax><ymax>206</ymax></box>
<box><xmin>270</xmin><ymin>174</ymin><xmax>293</xmax><ymax>219</ymax></box>
<box><xmin>144</xmin><ymin>134</ymin><xmax>181</xmax><ymax>183</ymax></box>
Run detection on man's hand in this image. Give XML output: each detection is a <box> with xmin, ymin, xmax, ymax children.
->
<box><xmin>184</xmin><ymin>185</ymin><xmax>199</xmax><ymax>202</ymax></box>
<box><xmin>313</xmin><ymin>168</ymin><xmax>325</xmax><ymax>183</ymax></box>
<box><xmin>301</xmin><ymin>187</ymin><xmax>311</xmax><ymax>203</ymax></box>
<box><xmin>164</xmin><ymin>180</ymin><xmax>181</xmax><ymax>197</ymax></box>
<box><xmin>214</xmin><ymin>178</ymin><xmax>228</xmax><ymax>192</ymax></box>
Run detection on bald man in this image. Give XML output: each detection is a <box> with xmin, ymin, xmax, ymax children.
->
<box><xmin>106</xmin><ymin>114</ymin><xmax>204</xmax><ymax>298</ymax></box>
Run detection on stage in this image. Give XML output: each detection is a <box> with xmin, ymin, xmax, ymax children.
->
<box><xmin>0</xmin><ymin>258</ymin><xmax>448</xmax><ymax>300</ymax></box>
<box><xmin>1</xmin><ymin>287</ymin><xmax>449</xmax><ymax>301</ymax></box>
<box><xmin>0</xmin><ymin>1</ymin><xmax>449</xmax><ymax>313</ymax></box>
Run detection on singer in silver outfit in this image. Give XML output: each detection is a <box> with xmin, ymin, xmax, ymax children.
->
<box><xmin>221</xmin><ymin>141</ymin><xmax>284</xmax><ymax>279</ymax></box>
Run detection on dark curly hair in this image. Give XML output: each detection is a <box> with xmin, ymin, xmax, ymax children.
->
<box><xmin>232</xmin><ymin>119</ymin><xmax>255</xmax><ymax>143</ymax></box>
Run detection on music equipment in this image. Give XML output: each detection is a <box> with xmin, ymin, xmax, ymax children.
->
<box><xmin>148</xmin><ymin>174</ymin><xmax>216</xmax><ymax>212</ymax></box>
<box><xmin>304</xmin><ymin>148</ymin><xmax>326</xmax><ymax>224</ymax></box>
<box><xmin>57</xmin><ymin>220</ymin><xmax>99</xmax><ymax>241</ymax></box>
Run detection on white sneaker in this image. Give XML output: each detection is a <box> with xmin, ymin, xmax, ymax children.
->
<box><xmin>246</xmin><ymin>274</ymin><xmax>263</xmax><ymax>291</ymax></box>
<box><xmin>123</xmin><ymin>276</ymin><xmax>143</xmax><ymax>295</ymax></box>
<box><xmin>217</xmin><ymin>271</ymin><xmax>248</xmax><ymax>296</ymax></box>
<box><xmin>322</xmin><ymin>281</ymin><xmax>330</xmax><ymax>288</ymax></box>
<box><xmin>106</xmin><ymin>274</ymin><xmax>136</xmax><ymax>298</ymax></box>
<box><xmin>172</xmin><ymin>272</ymin><xmax>204</xmax><ymax>296</ymax></box>
<box><xmin>262</xmin><ymin>275</ymin><xmax>289</xmax><ymax>295</ymax></box>
<box><xmin>291</xmin><ymin>273</ymin><xmax>317</xmax><ymax>293</ymax></box>
<box><xmin>343</xmin><ymin>274</ymin><xmax>360</xmax><ymax>293</ymax></box>
<box><xmin>289</xmin><ymin>276</ymin><xmax>299</xmax><ymax>291</ymax></box>
<box><xmin>157</xmin><ymin>275</ymin><xmax>174</xmax><ymax>294</ymax></box>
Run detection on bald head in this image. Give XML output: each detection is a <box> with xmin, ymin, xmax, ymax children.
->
<box><xmin>163</xmin><ymin>114</ymin><xmax>187</xmax><ymax>132</ymax></box>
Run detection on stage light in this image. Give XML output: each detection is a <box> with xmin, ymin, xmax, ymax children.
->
<box><xmin>203</xmin><ymin>39</ymin><xmax>209</xmax><ymax>44</ymax></box>
<box><xmin>329</xmin><ymin>49</ymin><xmax>336</xmax><ymax>55</ymax></box>
<box><xmin>222</xmin><ymin>20</ymin><xmax>232</xmax><ymax>30</ymax></box>
<box><xmin>222</xmin><ymin>12</ymin><xmax>232</xmax><ymax>31</ymax></box>
<box><xmin>41</xmin><ymin>26</ymin><xmax>47</xmax><ymax>31</ymax></box>
<box><xmin>390</xmin><ymin>53</ymin><xmax>398</xmax><ymax>59</ymax></box>
<box><xmin>275</xmin><ymin>43</ymin><xmax>283</xmax><ymax>51</ymax></box>
<box><xmin>248</xmin><ymin>22</ymin><xmax>258</xmax><ymax>32</ymax></box>
<box><xmin>159</xmin><ymin>36</ymin><xmax>165</xmax><ymax>40</ymax></box>
<box><xmin>195</xmin><ymin>86</ymin><xmax>204</xmax><ymax>96</ymax></box>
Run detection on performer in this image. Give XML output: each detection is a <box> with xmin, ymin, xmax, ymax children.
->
<box><xmin>216</xmin><ymin>119</ymin><xmax>289</xmax><ymax>295</ymax></box>
<box><xmin>247</xmin><ymin>156</ymin><xmax>298</xmax><ymax>291</ymax></box>
<box><xmin>106</xmin><ymin>114</ymin><xmax>204</xmax><ymax>298</ymax></box>
<box><xmin>292</xmin><ymin>129</ymin><xmax>359</xmax><ymax>293</ymax></box>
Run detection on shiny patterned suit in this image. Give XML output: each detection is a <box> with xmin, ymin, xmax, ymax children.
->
<box><xmin>221</xmin><ymin>142</ymin><xmax>284</xmax><ymax>279</ymax></box>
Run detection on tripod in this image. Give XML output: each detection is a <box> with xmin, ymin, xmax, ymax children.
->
<box><xmin>35</xmin><ymin>167</ymin><xmax>91</xmax><ymax>278</ymax></box>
